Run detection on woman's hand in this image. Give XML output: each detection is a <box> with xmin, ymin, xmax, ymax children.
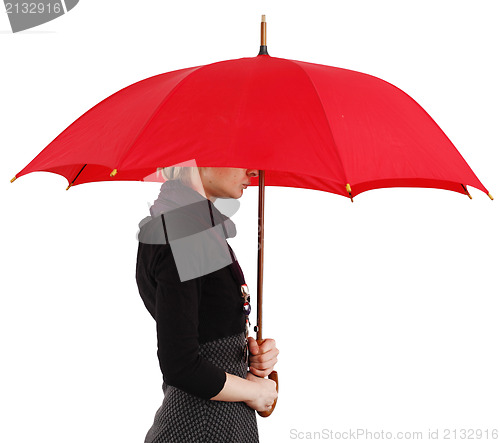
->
<box><xmin>248</xmin><ymin>337</ymin><xmax>279</xmax><ymax>378</ymax></box>
<box><xmin>245</xmin><ymin>372</ymin><xmax>278</xmax><ymax>412</ymax></box>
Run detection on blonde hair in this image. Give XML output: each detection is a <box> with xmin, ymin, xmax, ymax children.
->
<box><xmin>159</xmin><ymin>166</ymin><xmax>201</xmax><ymax>186</ymax></box>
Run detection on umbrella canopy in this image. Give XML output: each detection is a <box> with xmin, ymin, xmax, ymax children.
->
<box><xmin>11</xmin><ymin>51</ymin><xmax>491</xmax><ymax>200</ymax></box>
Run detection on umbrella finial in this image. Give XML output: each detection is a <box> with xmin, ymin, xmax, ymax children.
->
<box><xmin>258</xmin><ymin>14</ymin><xmax>269</xmax><ymax>56</ymax></box>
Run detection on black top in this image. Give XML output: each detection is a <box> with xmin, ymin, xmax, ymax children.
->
<box><xmin>135</xmin><ymin>183</ymin><xmax>247</xmax><ymax>400</ymax></box>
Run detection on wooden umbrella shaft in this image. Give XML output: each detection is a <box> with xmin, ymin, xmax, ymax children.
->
<box><xmin>256</xmin><ymin>17</ymin><xmax>267</xmax><ymax>340</ymax></box>
<box><xmin>255</xmin><ymin>18</ymin><xmax>278</xmax><ymax>420</ymax></box>
<box><xmin>255</xmin><ymin>169</ymin><xmax>279</xmax><ymax>419</ymax></box>
<box><xmin>256</xmin><ymin>170</ymin><xmax>265</xmax><ymax>341</ymax></box>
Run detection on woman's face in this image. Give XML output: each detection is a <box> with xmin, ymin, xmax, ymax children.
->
<box><xmin>200</xmin><ymin>167</ymin><xmax>258</xmax><ymax>201</ymax></box>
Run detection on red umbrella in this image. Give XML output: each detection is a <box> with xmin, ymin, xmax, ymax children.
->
<box><xmin>10</xmin><ymin>16</ymin><xmax>492</xmax><ymax>417</ymax></box>
<box><xmin>10</xmin><ymin>23</ymin><xmax>491</xmax><ymax>201</ymax></box>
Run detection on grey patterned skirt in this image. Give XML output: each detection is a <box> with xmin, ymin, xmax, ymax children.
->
<box><xmin>144</xmin><ymin>332</ymin><xmax>259</xmax><ymax>443</ymax></box>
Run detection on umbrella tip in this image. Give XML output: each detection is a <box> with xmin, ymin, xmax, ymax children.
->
<box><xmin>488</xmin><ymin>193</ymin><xmax>494</xmax><ymax>200</ymax></box>
<box><xmin>461</xmin><ymin>184</ymin><xmax>472</xmax><ymax>199</ymax></box>
<box><xmin>10</xmin><ymin>175</ymin><xmax>17</xmax><ymax>183</ymax></box>
<box><xmin>258</xmin><ymin>14</ymin><xmax>269</xmax><ymax>56</ymax></box>
<box><xmin>66</xmin><ymin>183</ymin><xmax>73</xmax><ymax>191</ymax></box>
<box><xmin>110</xmin><ymin>168</ymin><xmax>118</xmax><ymax>177</ymax></box>
<box><xmin>346</xmin><ymin>183</ymin><xmax>354</xmax><ymax>202</ymax></box>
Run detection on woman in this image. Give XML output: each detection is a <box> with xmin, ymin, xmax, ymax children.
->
<box><xmin>136</xmin><ymin>166</ymin><xmax>279</xmax><ymax>443</ymax></box>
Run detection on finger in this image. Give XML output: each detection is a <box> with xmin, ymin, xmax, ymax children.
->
<box><xmin>249</xmin><ymin>345</ymin><xmax>279</xmax><ymax>360</ymax></box>
<box><xmin>257</xmin><ymin>338</ymin><xmax>276</xmax><ymax>354</ymax></box>
<box><xmin>249</xmin><ymin>356</ymin><xmax>278</xmax><ymax>369</ymax></box>
<box><xmin>249</xmin><ymin>366</ymin><xmax>273</xmax><ymax>378</ymax></box>
<box><xmin>249</xmin><ymin>357</ymin><xmax>277</xmax><ymax>371</ymax></box>
<box><xmin>250</xmin><ymin>359</ymin><xmax>278</xmax><ymax>372</ymax></box>
<box><xmin>249</xmin><ymin>348</ymin><xmax>279</xmax><ymax>363</ymax></box>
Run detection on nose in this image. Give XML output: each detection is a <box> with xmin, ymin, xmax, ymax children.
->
<box><xmin>246</xmin><ymin>169</ymin><xmax>259</xmax><ymax>177</ymax></box>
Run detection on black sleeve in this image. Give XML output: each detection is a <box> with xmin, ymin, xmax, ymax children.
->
<box><xmin>153</xmin><ymin>244</ymin><xmax>227</xmax><ymax>400</ymax></box>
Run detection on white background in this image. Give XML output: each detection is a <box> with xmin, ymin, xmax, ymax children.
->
<box><xmin>1</xmin><ymin>1</ymin><xmax>499</xmax><ymax>442</ymax></box>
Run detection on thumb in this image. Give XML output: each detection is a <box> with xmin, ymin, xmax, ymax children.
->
<box><xmin>247</xmin><ymin>336</ymin><xmax>260</xmax><ymax>355</ymax></box>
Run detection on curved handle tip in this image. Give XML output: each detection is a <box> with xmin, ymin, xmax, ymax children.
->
<box><xmin>257</xmin><ymin>370</ymin><xmax>278</xmax><ymax>418</ymax></box>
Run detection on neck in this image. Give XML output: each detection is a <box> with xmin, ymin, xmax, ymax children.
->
<box><xmin>188</xmin><ymin>178</ymin><xmax>216</xmax><ymax>203</ymax></box>
<box><xmin>180</xmin><ymin>167</ymin><xmax>218</xmax><ymax>203</ymax></box>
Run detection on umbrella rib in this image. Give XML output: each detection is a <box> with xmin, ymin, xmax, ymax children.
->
<box><xmin>66</xmin><ymin>164</ymin><xmax>88</xmax><ymax>190</ymax></box>
<box><xmin>284</xmin><ymin>58</ymin><xmax>350</xmax><ymax>194</ymax></box>
<box><xmin>113</xmin><ymin>64</ymin><xmax>214</xmax><ymax>173</ymax></box>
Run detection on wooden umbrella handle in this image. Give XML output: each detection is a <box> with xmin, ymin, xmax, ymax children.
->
<box><xmin>255</xmin><ymin>338</ymin><xmax>278</xmax><ymax>418</ymax></box>
<box><xmin>257</xmin><ymin>369</ymin><xmax>278</xmax><ymax>418</ymax></box>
